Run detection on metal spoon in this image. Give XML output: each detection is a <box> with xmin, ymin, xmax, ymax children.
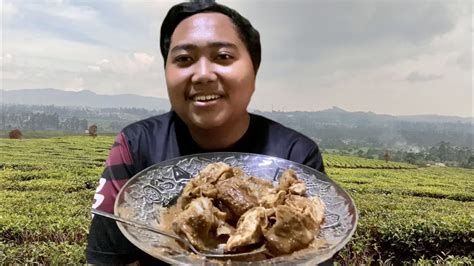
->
<box><xmin>91</xmin><ymin>208</ymin><xmax>266</xmax><ymax>259</ymax></box>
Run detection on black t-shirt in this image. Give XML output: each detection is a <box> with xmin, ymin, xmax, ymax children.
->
<box><xmin>86</xmin><ymin>111</ymin><xmax>325</xmax><ymax>264</ymax></box>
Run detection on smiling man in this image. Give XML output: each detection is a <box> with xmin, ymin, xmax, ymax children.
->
<box><xmin>86</xmin><ymin>1</ymin><xmax>325</xmax><ymax>264</ymax></box>
<box><xmin>165</xmin><ymin>12</ymin><xmax>256</xmax><ymax>150</ymax></box>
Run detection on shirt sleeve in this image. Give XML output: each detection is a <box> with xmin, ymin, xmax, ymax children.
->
<box><xmin>86</xmin><ymin>132</ymin><xmax>141</xmax><ymax>264</ymax></box>
<box><xmin>302</xmin><ymin>144</ymin><xmax>326</xmax><ymax>174</ymax></box>
<box><xmin>288</xmin><ymin>137</ymin><xmax>326</xmax><ymax>174</ymax></box>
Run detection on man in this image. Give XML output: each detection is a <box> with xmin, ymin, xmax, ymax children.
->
<box><xmin>86</xmin><ymin>1</ymin><xmax>325</xmax><ymax>264</ymax></box>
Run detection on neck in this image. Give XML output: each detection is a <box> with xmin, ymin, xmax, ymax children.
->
<box><xmin>187</xmin><ymin>113</ymin><xmax>250</xmax><ymax>150</ymax></box>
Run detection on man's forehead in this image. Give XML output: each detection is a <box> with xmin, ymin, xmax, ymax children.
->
<box><xmin>177</xmin><ymin>13</ymin><xmax>232</xmax><ymax>31</ymax></box>
<box><xmin>170</xmin><ymin>13</ymin><xmax>241</xmax><ymax>48</ymax></box>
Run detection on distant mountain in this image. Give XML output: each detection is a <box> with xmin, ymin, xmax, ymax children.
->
<box><xmin>1</xmin><ymin>88</ymin><xmax>471</xmax><ymax>124</ymax></box>
<box><xmin>315</xmin><ymin>106</ymin><xmax>472</xmax><ymax>124</ymax></box>
<box><xmin>258</xmin><ymin>110</ymin><xmax>473</xmax><ymax>149</ymax></box>
<box><xmin>398</xmin><ymin>114</ymin><xmax>473</xmax><ymax>124</ymax></box>
<box><xmin>1</xmin><ymin>88</ymin><xmax>171</xmax><ymax>111</ymax></box>
<box><xmin>2</xmin><ymin>94</ymin><xmax>472</xmax><ymax>148</ymax></box>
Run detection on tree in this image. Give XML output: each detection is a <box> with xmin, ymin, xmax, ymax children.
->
<box><xmin>383</xmin><ymin>151</ymin><xmax>391</xmax><ymax>163</ymax></box>
<box><xmin>462</xmin><ymin>155</ymin><xmax>474</xmax><ymax>169</ymax></box>
<box><xmin>9</xmin><ymin>129</ymin><xmax>23</xmax><ymax>139</ymax></box>
<box><xmin>404</xmin><ymin>152</ymin><xmax>423</xmax><ymax>165</ymax></box>
<box><xmin>88</xmin><ymin>124</ymin><xmax>98</xmax><ymax>138</ymax></box>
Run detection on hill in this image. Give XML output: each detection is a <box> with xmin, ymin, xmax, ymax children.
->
<box><xmin>2</xmin><ymin>89</ymin><xmax>471</xmax><ymax>124</ymax></box>
<box><xmin>257</xmin><ymin>109</ymin><xmax>473</xmax><ymax>149</ymax></box>
<box><xmin>1</xmin><ymin>88</ymin><xmax>170</xmax><ymax>110</ymax></box>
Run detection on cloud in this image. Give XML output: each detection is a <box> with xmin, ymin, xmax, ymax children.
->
<box><xmin>87</xmin><ymin>65</ymin><xmax>101</xmax><ymax>73</ymax></box>
<box><xmin>455</xmin><ymin>50</ymin><xmax>472</xmax><ymax>70</ymax></box>
<box><xmin>17</xmin><ymin>0</ymin><xmax>99</xmax><ymax>22</ymax></box>
<box><xmin>4</xmin><ymin>1</ymin><xmax>95</xmax><ymax>23</ymax></box>
<box><xmin>227</xmin><ymin>0</ymin><xmax>459</xmax><ymax>64</ymax></box>
<box><xmin>1</xmin><ymin>2</ymin><xmax>18</xmax><ymax>16</ymax></box>
<box><xmin>64</xmin><ymin>77</ymin><xmax>84</xmax><ymax>91</ymax></box>
<box><xmin>97</xmin><ymin>59</ymin><xmax>109</xmax><ymax>65</ymax></box>
<box><xmin>87</xmin><ymin>52</ymin><xmax>156</xmax><ymax>75</ymax></box>
<box><xmin>2</xmin><ymin>0</ymin><xmax>471</xmax><ymax>116</ymax></box>
<box><xmin>133</xmin><ymin>53</ymin><xmax>155</xmax><ymax>68</ymax></box>
<box><xmin>1</xmin><ymin>53</ymin><xmax>14</xmax><ymax>64</ymax></box>
<box><xmin>406</xmin><ymin>72</ymin><xmax>444</xmax><ymax>82</ymax></box>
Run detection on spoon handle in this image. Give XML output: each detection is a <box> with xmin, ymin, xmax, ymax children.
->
<box><xmin>91</xmin><ymin>209</ymin><xmax>185</xmax><ymax>244</ymax></box>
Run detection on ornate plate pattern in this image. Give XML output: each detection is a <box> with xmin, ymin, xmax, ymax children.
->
<box><xmin>115</xmin><ymin>152</ymin><xmax>358</xmax><ymax>265</ymax></box>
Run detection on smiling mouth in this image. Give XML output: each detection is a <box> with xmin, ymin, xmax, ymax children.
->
<box><xmin>192</xmin><ymin>94</ymin><xmax>222</xmax><ymax>102</ymax></box>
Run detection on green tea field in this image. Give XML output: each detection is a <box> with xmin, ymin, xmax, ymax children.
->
<box><xmin>1</xmin><ymin>136</ymin><xmax>473</xmax><ymax>264</ymax></box>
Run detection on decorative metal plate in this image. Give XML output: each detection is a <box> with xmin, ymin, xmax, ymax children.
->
<box><xmin>115</xmin><ymin>152</ymin><xmax>358</xmax><ymax>265</ymax></box>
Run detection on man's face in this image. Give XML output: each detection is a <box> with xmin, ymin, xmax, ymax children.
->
<box><xmin>165</xmin><ymin>13</ymin><xmax>256</xmax><ymax>130</ymax></box>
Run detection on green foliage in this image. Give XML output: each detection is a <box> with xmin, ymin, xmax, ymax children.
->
<box><xmin>0</xmin><ymin>191</ymin><xmax>92</xmax><ymax>243</ymax></box>
<box><xmin>0</xmin><ymin>136</ymin><xmax>473</xmax><ymax>264</ymax></box>
<box><xmin>343</xmin><ymin>193</ymin><xmax>474</xmax><ymax>262</ymax></box>
<box><xmin>324</xmin><ymin>154</ymin><xmax>417</xmax><ymax>169</ymax></box>
<box><xmin>0</xmin><ymin>130</ymin><xmax>84</xmax><ymax>139</ymax></box>
<box><xmin>327</xmin><ymin>167</ymin><xmax>474</xmax><ymax>201</ymax></box>
<box><xmin>329</xmin><ymin>167</ymin><xmax>474</xmax><ymax>264</ymax></box>
<box><xmin>0</xmin><ymin>136</ymin><xmax>112</xmax><ymax>264</ymax></box>
<box><xmin>329</xmin><ymin>143</ymin><xmax>474</xmax><ymax>169</ymax></box>
<box><xmin>0</xmin><ymin>242</ymin><xmax>86</xmax><ymax>264</ymax></box>
<box><xmin>414</xmin><ymin>255</ymin><xmax>473</xmax><ymax>265</ymax></box>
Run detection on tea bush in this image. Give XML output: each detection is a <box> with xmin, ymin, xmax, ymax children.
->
<box><xmin>0</xmin><ymin>136</ymin><xmax>472</xmax><ymax>264</ymax></box>
<box><xmin>325</xmin><ymin>154</ymin><xmax>417</xmax><ymax>169</ymax></box>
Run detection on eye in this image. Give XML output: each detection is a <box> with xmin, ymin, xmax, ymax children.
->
<box><xmin>215</xmin><ymin>53</ymin><xmax>234</xmax><ymax>64</ymax></box>
<box><xmin>173</xmin><ymin>55</ymin><xmax>194</xmax><ymax>66</ymax></box>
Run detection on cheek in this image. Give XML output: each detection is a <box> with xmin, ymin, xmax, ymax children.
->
<box><xmin>221</xmin><ymin>62</ymin><xmax>255</xmax><ymax>90</ymax></box>
<box><xmin>234</xmin><ymin>70</ymin><xmax>256</xmax><ymax>98</ymax></box>
<box><xmin>165</xmin><ymin>68</ymin><xmax>187</xmax><ymax>94</ymax></box>
<box><xmin>164</xmin><ymin>68</ymin><xmax>173</xmax><ymax>89</ymax></box>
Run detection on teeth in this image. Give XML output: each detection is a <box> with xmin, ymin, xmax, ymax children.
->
<box><xmin>194</xmin><ymin>94</ymin><xmax>221</xmax><ymax>101</ymax></box>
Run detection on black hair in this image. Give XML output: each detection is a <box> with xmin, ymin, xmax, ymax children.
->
<box><xmin>160</xmin><ymin>0</ymin><xmax>261</xmax><ymax>73</ymax></box>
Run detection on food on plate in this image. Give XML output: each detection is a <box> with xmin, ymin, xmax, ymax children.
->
<box><xmin>168</xmin><ymin>162</ymin><xmax>325</xmax><ymax>256</ymax></box>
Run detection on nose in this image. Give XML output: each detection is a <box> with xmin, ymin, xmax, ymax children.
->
<box><xmin>191</xmin><ymin>58</ymin><xmax>217</xmax><ymax>84</ymax></box>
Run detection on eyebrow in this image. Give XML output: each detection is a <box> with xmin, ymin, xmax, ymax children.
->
<box><xmin>170</xmin><ymin>41</ymin><xmax>238</xmax><ymax>54</ymax></box>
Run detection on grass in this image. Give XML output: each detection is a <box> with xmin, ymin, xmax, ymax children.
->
<box><xmin>0</xmin><ymin>136</ymin><xmax>473</xmax><ymax>264</ymax></box>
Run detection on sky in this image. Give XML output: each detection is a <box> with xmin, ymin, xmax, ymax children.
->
<box><xmin>1</xmin><ymin>0</ymin><xmax>472</xmax><ymax>117</ymax></box>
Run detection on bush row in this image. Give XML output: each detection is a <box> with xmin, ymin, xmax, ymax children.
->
<box><xmin>328</xmin><ymin>168</ymin><xmax>474</xmax><ymax>202</ymax></box>
<box><xmin>0</xmin><ymin>241</ymin><xmax>86</xmax><ymax>264</ymax></box>
<box><xmin>335</xmin><ymin>192</ymin><xmax>474</xmax><ymax>264</ymax></box>
<box><xmin>1</xmin><ymin>137</ymin><xmax>473</xmax><ymax>264</ymax></box>
<box><xmin>324</xmin><ymin>154</ymin><xmax>417</xmax><ymax>169</ymax></box>
<box><xmin>0</xmin><ymin>191</ymin><xmax>93</xmax><ymax>244</ymax></box>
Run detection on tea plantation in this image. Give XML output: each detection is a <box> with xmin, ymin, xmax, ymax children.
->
<box><xmin>0</xmin><ymin>136</ymin><xmax>473</xmax><ymax>264</ymax></box>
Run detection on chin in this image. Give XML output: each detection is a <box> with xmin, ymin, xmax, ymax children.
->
<box><xmin>188</xmin><ymin>115</ymin><xmax>228</xmax><ymax>130</ymax></box>
<box><xmin>187</xmin><ymin>108</ymin><xmax>237</xmax><ymax>129</ymax></box>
